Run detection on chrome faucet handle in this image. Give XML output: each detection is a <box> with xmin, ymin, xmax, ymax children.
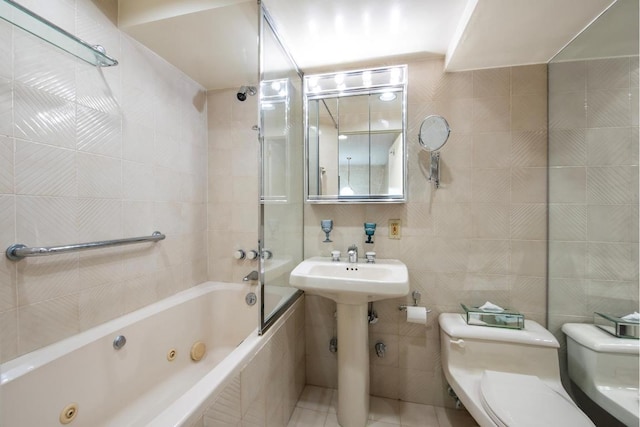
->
<box><xmin>331</xmin><ymin>250</ymin><xmax>341</xmax><ymax>262</ymax></box>
<box><xmin>365</xmin><ymin>251</ymin><xmax>376</xmax><ymax>263</ymax></box>
<box><xmin>347</xmin><ymin>244</ymin><xmax>358</xmax><ymax>263</ymax></box>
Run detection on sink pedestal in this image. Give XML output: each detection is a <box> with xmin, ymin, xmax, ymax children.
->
<box><xmin>336</xmin><ymin>303</ymin><xmax>369</xmax><ymax>427</ymax></box>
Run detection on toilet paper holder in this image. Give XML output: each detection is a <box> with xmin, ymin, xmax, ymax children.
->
<box><xmin>399</xmin><ymin>290</ymin><xmax>431</xmax><ymax>312</ymax></box>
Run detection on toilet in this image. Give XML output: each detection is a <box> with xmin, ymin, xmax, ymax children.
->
<box><xmin>439</xmin><ymin>313</ymin><xmax>594</xmax><ymax>427</ymax></box>
<box><xmin>562</xmin><ymin>323</ymin><xmax>640</xmax><ymax>427</ymax></box>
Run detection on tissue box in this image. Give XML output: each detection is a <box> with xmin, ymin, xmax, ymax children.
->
<box><xmin>461</xmin><ymin>304</ymin><xmax>525</xmax><ymax>330</ymax></box>
<box><xmin>594</xmin><ymin>312</ymin><xmax>639</xmax><ymax>339</ymax></box>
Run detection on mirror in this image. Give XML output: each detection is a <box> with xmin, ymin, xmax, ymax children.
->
<box><xmin>418</xmin><ymin>115</ymin><xmax>450</xmax><ymax>151</ymax></box>
<box><xmin>305</xmin><ymin>66</ymin><xmax>407</xmax><ymax>203</ymax></box>
<box><xmin>417</xmin><ymin>115</ymin><xmax>451</xmax><ymax>189</ymax></box>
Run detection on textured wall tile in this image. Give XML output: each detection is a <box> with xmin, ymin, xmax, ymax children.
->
<box><xmin>472</xmin><ymin>97</ymin><xmax>510</xmax><ymax>132</ymax></box>
<box><xmin>511</xmin><ymin>240</ymin><xmax>546</xmax><ymax>277</ymax></box>
<box><xmin>549</xmin><ymin>167</ymin><xmax>586</xmax><ymax>203</ymax></box>
<box><xmin>16</xmin><ymin>195</ymin><xmax>78</xmax><ymax>247</ymax></box>
<box><xmin>473</xmin><ymin>132</ymin><xmax>510</xmax><ymax>168</ymax></box>
<box><xmin>511</xmin><ymin>204</ymin><xmax>546</xmax><ymax>240</ymax></box>
<box><xmin>473</xmin><ymin>68</ymin><xmax>510</xmax><ymax>98</ymax></box>
<box><xmin>549</xmin><ymin>241</ymin><xmax>587</xmax><ymax>279</ymax></box>
<box><xmin>587</xmin><ymin>57</ymin><xmax>630</xmax><ymax>90</ymax></box>
<box><xmin>549</xmin><ymin>61</ymin><xmax>586</xmax><ymax>93</ymax></box>
<box><xmin>587</xmin><ymin>205</ymin><xmax>638</xmax><ymax>243</ymax></box>
<box><xmin>511</xmin><ymin>168</ymin><xmax>547</xmax><ymax>204</ymax></box>
<box><xmin>511</xmin><ymin>131</ymin><xmax>547</xmax><ymax>167</ymax></box>
<box><xmin>548</xmin><ymin>279</ymin><xmax>588</xmax><ymax>316</ymax></box>
<box><xmin>472</xmin><ymin>169</ymin><xmax>510</xmax><ymax>203</ymax></box>
<box><xmin>548</xmin><ymin>92</ymin><xmax>586</xmax><ymax>129</ymax></box>
<box><xmin>587</xmin><ymin>166</ymin><xmax>638</xmax><ymax>205</ymax></box>
<box><xmin>15</xmin><ymin>141</ymin><xmax>76</xmax><ymax>196</ymax></box>
<box><xmin>0</xmin><ymin>310</ymin><xmax>18</xmax><ymax>362</ymax></box>
<box><xmin>14</xmin><ymin>84</ymin><xmax>76</xmax><ymax>148</ymax></box>
<box><xmin>549</xmin><ymin>204</ymin><xmax>587</xmax><ymax>242</ymax></box>
<box><xmin>512</xmin><ymin>64</ymin><xmax>547</xmax><ymax>96</ymax></box>
<box><xmin>586</xmin><ymin>127</ymin><xmax>635</xmax><ymax>166</ymax></box>
<box><xmin>587</xmin><ymin>280</ymin><xmax>639</xmax><ymax>315</ymax></box>
<box><xmin>78</xmin><ymin>198</ymin><xmax>122</xmax><ymax>241</ymax></box>
<box><xmin>472</xmin><ymin>203</ymin><xmax>509</xmax><ymax>239</ymax></box>
<box><xmin>77</xmin><ymin>106</ymin><xmax>122</xmax><ymax>157</ymax></box>
<box><xmin>587</xmin><ymin>242</ymin><xmax>639</xmax><ymax>281</ymax></box>
<box><xmin>0</xmin><ymin>195</ymin><xmax>16</xmax><ymax>312</ymax></box>
<box><xmin>433</xmin><ymin>71</ymin><xmax>473</xmax><ymax>100</ymax></box>
<box><xmin>18</xmin><ymin>294</ymin><xmax>79</xmax><ymax>354</ymax></box>
<box><xmin>512</xmin><ymin>94</ymin><xmax>547</xmax><ymax>131</ymax></box>
<box><xmin>13</xmin><ymin>32</ymin><xmax>76</xmax><ymax>101</ymax></box>
<box><xmin>0</xmin><ymin>77</ymin><xmax>12</xmax><ymax>137</ymax></box>
<box><xmin>587</xmin><ymin>89</ymin><xmax>632</xmax><ymax>128</ymax></box>
<box><xmin>77</xmin><ymin>152</ymin><xmax>122</xmax><ymax>199</ymax></box>
<box><xmin>0</xmin><ymin>136</ymin><xmax>13</xmax><ymax>193</ymax></box>
<box><xmin>548</xmin><ymin>129</ymin><xmax>586</xmax><ymax>167</ymax></box>
<box><xmin>0</xmin><ymin>20</ymin><xmax>12</xmax><ymax>80</ymax></box>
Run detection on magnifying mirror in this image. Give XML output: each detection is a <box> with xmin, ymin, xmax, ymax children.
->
<box><xmin>417</xmin><ymin>115</ymin><xmax>451</xmax><ymax>188</ymax></box>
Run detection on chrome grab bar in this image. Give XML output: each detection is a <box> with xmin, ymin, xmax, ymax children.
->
<box><xmin>5</xmin><ymin>231</ymin><xmax>165</xmax><ymax>261</ymax></box>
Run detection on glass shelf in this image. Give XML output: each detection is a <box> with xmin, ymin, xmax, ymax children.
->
<box><xmin>594</xmin><ymin>312</ymin><xmax>639</xmax><ymax>339</ymax></box>
<box><xmin>461</xmin><ymin>303</ymin><xmax>525</xmax><ymax>330</ymax></box>
<box><xmin>0</xmin><ymin>0</ymin><xmax>118</xmax><ymax>67</ymax></box>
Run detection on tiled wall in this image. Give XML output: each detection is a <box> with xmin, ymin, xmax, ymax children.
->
<box><xmin>0</xmin><ymin>0</ymin><xmax>208</xmax><ymax>362</ymax></box>
<box><xmin>191</xmin><ymin>296</ymin><xmax>306</xmax><ymax>427</ymax></box>
<box><xmin>206</xmin><ymin>89</ymin><xmax>260</xmax><ymax>283</ymax></box>
<box><xmin>547</xmin><ymin>57</ymin><xmax>639</xmax><ymax>357</ymax></box>
<box><xmin>303</xmin><ymin>58</ymin><xmax>548</xmax><ymax>407</ymax></box>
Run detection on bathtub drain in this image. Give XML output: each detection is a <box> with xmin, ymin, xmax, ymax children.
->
<box><xmin>245</xmin><ymin>292</ymin><xmax>257</xmax><ymax>306</ymax></box>
<box><xmin>59</xmin><ymin>403</ymin><xmax>78</xmax><ymax>424</ymax></box>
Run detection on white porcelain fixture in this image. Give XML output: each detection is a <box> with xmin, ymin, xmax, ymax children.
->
<box><xmin>289</xmin><ymin>256</ymin><xmax>409</xmax><ymax>304</ymax></box>
<box><xmin>290</xmin><ymin>257</ymin><xmax>409</xmax><ymax>427</ymax></box>
<box><xmin>0</xmin><ymin>282</ymin><xmax>298</xmax><ymax>427</ymax></box>
<box><xmin>562</xmin><ymin>323</ymin><xmax>640</xmax><ymax>427</ymax></box>
<box><xmin>439</xmin><ymin>313</ymin><xmax>594</xmax><ymax>427</ymax></box>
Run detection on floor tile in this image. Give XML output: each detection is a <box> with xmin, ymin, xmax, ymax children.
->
<box><xmin>434</xmin><ymin>406</ymin><xmax>479</xmax><ymax>427</ymax></box>
<box><xmin>287</xmin><ymin>407</ymin><xmax>328</xmax><ymax>427</ymax></box>
<box><xmin>296</xmin><ymin>385</ymin><xmax>334</xmax><ymax>413</ymax></box>
<box><xmin>368</xmin><ymin>396</ymin><xmax>400</xmax><ymax>424</ymax></box>
<box><xmin>399</xmin><ymin>402</ymin><xmax>439</xmax><ymax>427</ymax></box>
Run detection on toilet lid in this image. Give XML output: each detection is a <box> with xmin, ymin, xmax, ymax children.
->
<box><xmin>480</xmin><ymin>371</ymin><xmax>594</xmax><ymax>427</ymax></box>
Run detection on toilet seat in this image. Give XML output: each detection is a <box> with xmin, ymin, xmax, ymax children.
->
<box><xmin>480</xmin><ymin>371</ymin><xmax>594</xmax><ymax>427</ymax></box>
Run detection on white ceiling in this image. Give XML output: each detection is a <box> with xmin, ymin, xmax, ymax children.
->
<box><xmin>118</xmin><ymin>0</ymin><xmax>618</xmax><ymax>90</ymax></box>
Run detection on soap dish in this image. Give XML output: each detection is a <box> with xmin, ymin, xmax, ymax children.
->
<box><xmin>461</xmin><ymin>304</ymin><xmax>525</xmax><ymax>330</ymax></box>
<box><xmin>594</xmin><ymin>312</ymin><xmax>639</xmax><ymax>339</ymax></box>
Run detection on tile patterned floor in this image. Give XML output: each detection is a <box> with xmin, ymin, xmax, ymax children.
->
<box><xmin>288</xmin><ymin>386</ymin><xmax>479</xmax><ymax>427</ymax></box>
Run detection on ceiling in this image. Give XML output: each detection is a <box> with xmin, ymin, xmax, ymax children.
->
<box><xmin>118</xmin><ymin>0</ymin><xmax>617</xmax><ymax>90</ymax></box>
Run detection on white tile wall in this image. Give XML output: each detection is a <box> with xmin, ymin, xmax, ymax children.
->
<box><xmin>303</xmin><ymin>59</ymin><xmax>548</xmax><ymax>408</ymax></box>
<box><xmin>0</xmin><ymin>0</ymin><xmax>208</xmax><ymax>362</ymax></box>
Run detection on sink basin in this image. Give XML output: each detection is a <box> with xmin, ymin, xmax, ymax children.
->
<box><xmin>289</xmin><ymin>256</ymin><xmax>409</xmax><ymax>304</ymax></box>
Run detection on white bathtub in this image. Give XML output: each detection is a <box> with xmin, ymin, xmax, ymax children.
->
<box><xmin>0</xmin><ymin>281</ymin><xmax>296</xmax><ymax>427</ymax></box>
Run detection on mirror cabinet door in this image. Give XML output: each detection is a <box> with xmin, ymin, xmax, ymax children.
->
<box><xmin>305</xmin><ymin>66</ymin><xmax>407</xmax><ymax>203</ymax></box>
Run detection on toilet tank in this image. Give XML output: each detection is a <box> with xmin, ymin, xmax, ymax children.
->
<box><xmin>439</xmin><ymin>313</ymin><xmax>561</xmax><ymax>381</ymax></box>
<box><xmin>562</xmin><ymin>323</ymin><xmax>639</xmax><ymax>389</ymax></box>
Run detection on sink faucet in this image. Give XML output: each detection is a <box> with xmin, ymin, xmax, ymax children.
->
<box><xmin>347</xmin><ymin>244</ymin><xmax>358</xmax><ymax>263</ymax></box>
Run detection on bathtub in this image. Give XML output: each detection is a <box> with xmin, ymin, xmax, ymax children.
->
<box><xmin>0</xmin><ymin>281</ymin><xmax>299</xmax><ymax>426</ymax></box>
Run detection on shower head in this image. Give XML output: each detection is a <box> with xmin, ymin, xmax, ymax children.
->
<box><xmin>237</xmin><ymin>85</ymin><xmax>257</xmax><ymax>101</ymax></box>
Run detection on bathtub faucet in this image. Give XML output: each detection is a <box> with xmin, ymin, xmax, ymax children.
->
<box><xmin>243</xmin><ymin>270</ymin><xmax>259</xmax><ymax>281</ymax></box>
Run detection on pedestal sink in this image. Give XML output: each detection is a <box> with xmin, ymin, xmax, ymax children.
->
<box><xmin>290</xmin><ymin>257</ymin><xmax>409</xmax><ymax>427</ymax></box>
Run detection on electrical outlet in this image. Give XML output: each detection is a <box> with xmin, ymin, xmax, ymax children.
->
<box><xmin>389</xmin><ymin>219</ymin><xmax>401</xmax><ymax>239</ymax></box>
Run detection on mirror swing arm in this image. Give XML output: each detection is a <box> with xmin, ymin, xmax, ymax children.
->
<box><xmin>418</xmin><ymin>115</ymin><xmax>451</xmax><ymax>189</ymax></box>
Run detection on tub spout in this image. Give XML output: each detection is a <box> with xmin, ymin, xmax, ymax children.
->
<box><xmin>243</xmin><ymin>270</ymin><xmax>259</xmax><ymax>281</ymax></box>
